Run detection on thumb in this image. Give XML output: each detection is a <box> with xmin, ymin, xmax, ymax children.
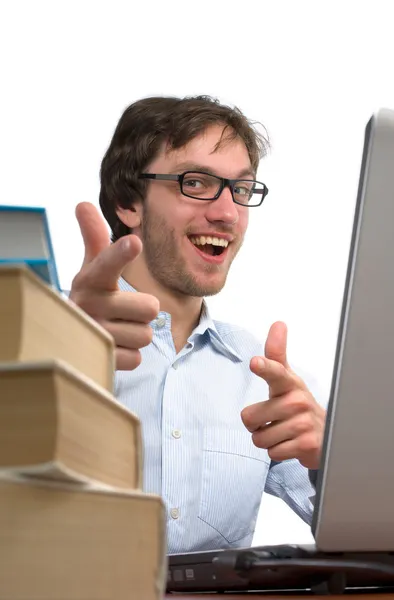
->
<box><xmin>73</xmin><ymin>201</ymin><xmax>142</xmax><ymax>292</ymax></box>
<box><xmin>76</xmin><ymin>202</ymin><xmax>111</xmax><ymax>267</ymax></box>
<box><xmin>264</xmin><ymin>321</ymin><xmax>289</xmax><ymax>368</ymax></box>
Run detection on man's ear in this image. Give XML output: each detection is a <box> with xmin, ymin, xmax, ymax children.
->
<box><xmin>116</xmin><ymin>202</ymin><xmax>142</xmax><ymax>229</ymax></box>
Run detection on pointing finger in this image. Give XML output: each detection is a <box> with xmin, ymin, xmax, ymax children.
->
<box><xmin>250</xmin><ymin>356</ymin><xmax>300</xmax><ymax>397</ymax></box>
<box><xmin>73</xmin><ymin>234</ymin><xmax>142</xmax><ymax>292</ymax></box>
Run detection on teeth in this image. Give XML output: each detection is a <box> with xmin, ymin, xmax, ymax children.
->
<box><xmin>190</xmin><ymin>236</ymin><xmax>229</xmax><ymax>248</ymax></box>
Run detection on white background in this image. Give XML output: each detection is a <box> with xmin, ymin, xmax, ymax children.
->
<box><xmin>1</xmin><ymin>0</ymin><xmax>393</xmax><ymax>545</ymax></box>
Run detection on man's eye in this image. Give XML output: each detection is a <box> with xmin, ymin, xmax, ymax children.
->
<box><xmin>184</xmin><ymin>179</ymin><xmax>203</xmax><ymax>188</ymax></box>
<box><xmin>234</xmin><ymin>186</ymin><xmax>249</xmax><ymax>195</ymax></box>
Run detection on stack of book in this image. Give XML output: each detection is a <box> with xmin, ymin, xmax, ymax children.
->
<box><xmin>0</xmin><ymin>264</ymin><xmax>166</xmax><ymax>599</ymax></box>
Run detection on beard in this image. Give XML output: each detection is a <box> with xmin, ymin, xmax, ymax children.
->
<box><xmin>141</xmin><ymin>206</ymin><xmax>241</xmax><ymax>298</ymax></box>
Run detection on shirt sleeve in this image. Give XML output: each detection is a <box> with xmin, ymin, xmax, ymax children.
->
<box><xmin>264</xmin><ymin>459</ymin><xmax>316</xmax><ymax>525</ymax></box>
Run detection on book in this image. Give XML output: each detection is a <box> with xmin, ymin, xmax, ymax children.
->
<box><xmin>0</xmin><ymin>264</ymin><xmax>115</xmax><ymax>391</ymax></box>
<box><xmin>0</xmin><ymin>475</ymin><xmax>167</xmax><ymax>600</ymax></box>
<box><xmin>0</xmin><ymin>215</ymin><xmax>166</xmax><ymax>598</ymax></box>
<box><xmin>0</xmin><ymin>359</ymin><xmax>142</xmax><ymax>490</ymax></box>
<box><xmin>0</xmin><ymin>204</ymin><xmax>60</xmax><ymax>290</ymax></box>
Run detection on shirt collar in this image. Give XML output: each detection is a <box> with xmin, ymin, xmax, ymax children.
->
<box><xmin>118</xmin><ymin>277</ymin><xmax>242</xmax><ymax>362</ymax></box>
<box><xmin>193</xmin><ymin>300</ymin><xmax>243</xmax><ymax>361</ymax></box>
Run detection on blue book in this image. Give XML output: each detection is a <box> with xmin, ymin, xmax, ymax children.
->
<box><xmin>0</xmin><ymin>205</ymin><xmax>60</xmax><ymax>290</ymax></box>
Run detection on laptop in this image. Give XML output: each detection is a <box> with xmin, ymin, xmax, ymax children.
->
<box><xmin>167</xmin><ymin>108</ymin><xmax>394</xmax><ymax>594</ymax></box>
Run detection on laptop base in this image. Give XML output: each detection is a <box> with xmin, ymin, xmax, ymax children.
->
<box><xmin>167</xmin><ymin>544</ymin><xmax>394</xmax><ymax>595</ymax></box>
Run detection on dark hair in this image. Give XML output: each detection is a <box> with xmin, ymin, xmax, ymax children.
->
<box><xmin>99</xmin><ymin>95</ymin><xmax>270</xmax><ymax>241</ymax></box>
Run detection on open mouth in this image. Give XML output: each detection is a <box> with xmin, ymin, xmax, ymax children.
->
<box><xmin>189</xmin><ymin>236</ymin><xmax>229</xmax><ymax>257</ymax></box>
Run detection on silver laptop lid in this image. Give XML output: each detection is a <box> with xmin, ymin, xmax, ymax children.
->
<box><xmin>312</xmin><ymin>109</ymin><xmax>394</xmax><ymax>552</ymax></box>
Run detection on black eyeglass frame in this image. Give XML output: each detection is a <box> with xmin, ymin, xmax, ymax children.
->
<box><xmin>139</xmin><ymin>171</ymin><xmax>269</xmax><ymax>207</ymax></box>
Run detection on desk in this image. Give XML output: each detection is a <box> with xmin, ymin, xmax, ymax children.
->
<box><xmin>166</xmin><ymin>595</ymin><xmax>394</xmax><ymax>599</ymax></box>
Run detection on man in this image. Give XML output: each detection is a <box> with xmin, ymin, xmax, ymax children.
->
<box><xmin>69</xmin><ymin>95</ymin><xmax>326</xmax><ymax>554</ymax></box>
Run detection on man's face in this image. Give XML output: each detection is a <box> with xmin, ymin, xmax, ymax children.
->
<box><xmin>136</xmin><ymin>125</ymin><xmax>253</xmax><ymax>298</ymax></box>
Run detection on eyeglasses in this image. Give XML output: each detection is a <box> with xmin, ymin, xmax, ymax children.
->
<box><xmin>139</xmin><ymin>171</ymin><xmax>269</xmax><ymax>207</ymax></box>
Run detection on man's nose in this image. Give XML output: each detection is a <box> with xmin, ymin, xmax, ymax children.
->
<box><xmin>205</xmin><ymin>185</ymin><xmax>239</xmax><ymax>225</ymax></box>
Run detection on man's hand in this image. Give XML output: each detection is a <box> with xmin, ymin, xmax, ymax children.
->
<box><xmin>241</xmin><ymin>322</ymin><xmax>326</xmax><ymax>469</ymax></box>
<box><xmin>69</xmin><ymin>202</ymin><xmax>159</xmax><ymax>371</ymax></box>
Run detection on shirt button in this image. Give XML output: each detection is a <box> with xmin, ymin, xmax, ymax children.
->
<box><xmin>172</xmin><ymin>362</ymin><xmax>178</xmax><ymax>369</ymax></box>
<box><xmin>155</xmin><ymin>317</ymin><xmax>166</xmax><ymax>328</ymax></box>
<box><xmin>170</xmin><ymin>508</ymin><xmax>180</xmax><ymax>519</ymax></box>
<box><xmin>172</xmin><ymin>429</ymin><xmax>181</xmax><ymax>439</ymax></box>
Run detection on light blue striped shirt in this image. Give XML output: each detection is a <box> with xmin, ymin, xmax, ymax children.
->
<box><xmin>115</xmin><ymin>278</ymin><xmax>319</xmax><ymax>554</ymax></box>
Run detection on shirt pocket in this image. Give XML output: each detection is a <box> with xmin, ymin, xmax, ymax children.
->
<box><xmin>198</xmin><ymin>427</ymin><xmax>270</xmax><ymax>543</ymax></box>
